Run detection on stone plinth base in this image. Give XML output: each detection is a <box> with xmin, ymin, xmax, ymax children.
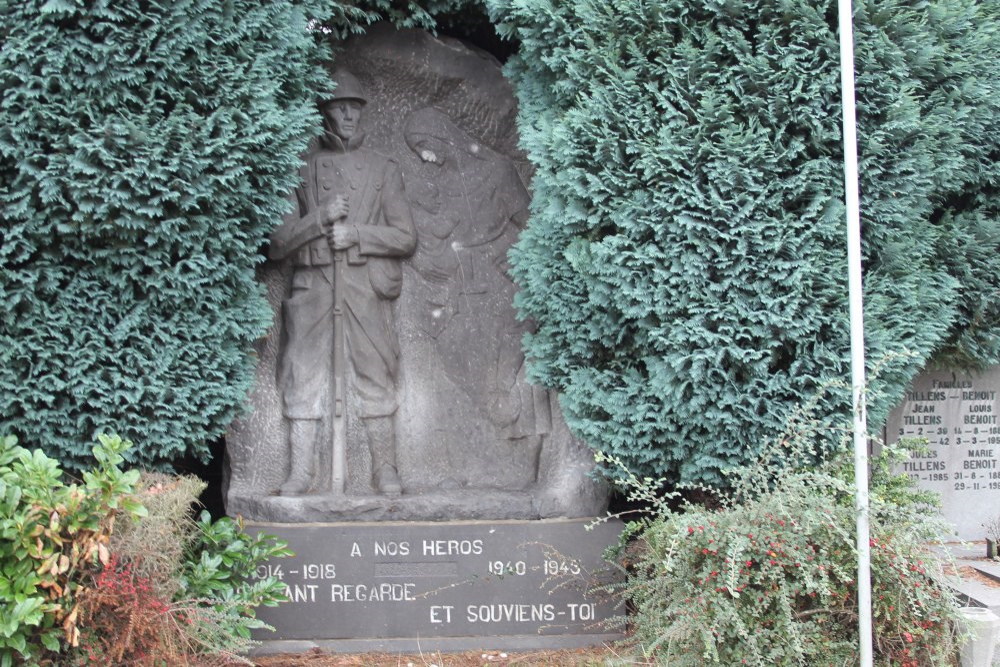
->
<box><xmin>252</xmin><ymin>634</ymin><xmax>624</xmax><ymax>655</ymax></box>
<box><xmin>229</xmin><ymin>489</ymin><xmax>541</xmax><ymax>523</ymax></box>
<box><xmin>246</xmin><ymin>518</ymin><xmax>624</xmax><ymax>652</ymax></box>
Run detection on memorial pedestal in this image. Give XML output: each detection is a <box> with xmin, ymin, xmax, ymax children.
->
<box><xmin>229</xmin><ymin>488</ymin><xmax>598</xmax><ymax>523</ymax></box>
<box><xmin>224</xmin><ymin>27</ymin><xmax>622</xmax><ymax>655</ymax></box>
<box><xmin>247</xmin><ymin>517</ymin><xmax>624</xmax><ymax>653</ymax></box>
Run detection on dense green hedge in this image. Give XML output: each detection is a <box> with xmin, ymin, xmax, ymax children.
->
<box><xmin>0</xmin><ymin>0</ymin><xmax>334</xmax><ymax>468</ymax></box>
<box><xmin>0</xmin><ymin>0</ymin><xmax>467</xmax><ymax>470</ymax></box>
<box><xmin>3</xmin><ymin>0</ymin><xmax>997</xmax><ymax>485</ymax></box>
<box><xmin>488</xmin><ymin>0</ymin><xmax>1000</xmax><ymax>485</ymax></box>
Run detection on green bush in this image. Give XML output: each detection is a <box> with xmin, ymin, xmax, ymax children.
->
<box><xmin>80</xmin><ymin>476</ymin><xmax>291</xmax><ymax>663</ymax></box>
<box><xmin>0</xmin><ymin>434</ymin><xmax>290</xmax><ymax>665</ymax></box>
<box><xmin>0</xmin><ymin>0</ymin><xmax>331</xmax><ymax>469</ymax></box>
<box><xmin>487</xmin><ymin>0</ymin><xmax>1000</xmax><ymax>485</ymax></box>
<box><xmin>0</xmin><ymin>0</ymin><xmax>477</xmax><ymax>475</ymax></box>
<box><xmin>176</xmin><ymin>511</ymin><xmax>293</xmax><ymax>646</ymax></box>
<box><xmin>0</xmin><ymin>433</ymin><xmax>144</xmax><ymax>666</ymax></box>
<box><xmin>616</xmin><ymin>404</ymin><xmax>961</xmax><ymax>665</ymax></box>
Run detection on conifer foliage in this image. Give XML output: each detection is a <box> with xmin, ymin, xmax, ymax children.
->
<box><xmin>488</xmin><ymin>0</ymin><xmax>1000</xmax><ymax>485</ymax></box>
<box><xmin>0</xmin><ymin>1</ymin><xmax>331</xmax><ymax>468</ymax></box>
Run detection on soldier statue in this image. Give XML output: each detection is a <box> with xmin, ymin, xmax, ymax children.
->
<box><xmin>269</xmin><ymin>70</ymin><xmax>416</xmax><ymax>497</ymax></box>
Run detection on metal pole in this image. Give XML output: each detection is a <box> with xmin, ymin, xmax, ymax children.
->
<box><xmin>836</xmin><ymin>0</ymin><xmax>873</xmax><ymax>664</ymax></box>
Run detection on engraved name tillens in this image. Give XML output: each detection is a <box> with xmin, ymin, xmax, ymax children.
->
<box><xmin>895</xmin><ymin>379</ymin><xmax>1000</xmax><ymax>493</ymax></box>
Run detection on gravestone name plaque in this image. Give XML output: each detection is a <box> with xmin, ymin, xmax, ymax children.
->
<box><xmin>249</xmin><ymin>518</ymin><xmax>623</xmax><ymax>652</ymax></box>
<box><xmin>885</xmin><ymin>366</ymin><xmax>1000</xmax><ymax>541</ymax></box>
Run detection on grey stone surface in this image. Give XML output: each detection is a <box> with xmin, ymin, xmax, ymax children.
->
<box><xmin>246</xmin><ymin>518</ymin><xmax>624</xmax><ymax>649</ymax></box>
<box><xmin>885</xmin><ymin>366</ymin><xmax>1000</xmax><ymax>541</ymax></box>
<box><xmin>269</xmin><ymin>68</ymin><xmax>416</xmax><ymax>498</ymax></box>
<box><xmin>954</xmin><ymin>577</ymin><xmax>1000</xmax><ymax>615</ymax></box>
<box><xmin>225</xmin><ymin>25</ymin><xmax>607</xmax><ymax>521</ymax></box>
<box><xmin>973</xmin><ymin>559</ymin><xmax>1000</xmax><ymax>584</ymax></box>
<box><xmin>959</xmin><ymin>607</ymin><xmax>1000</xmax><ymax>667</ymax></box>
<box><xmin>251</xmin><ymin>635</ymin><xmax>625</xmax><ymax>655</ymax></box>
<box><xmin>229</xmin><ymin>489</ymin><xmax>536</xmax><ymax>523</ymax></box>
<box><xmin>935</xmin><ymin>545</ymin><xmax>1000</xmax><ymax>666</ymax></box>
<box><xmin>932</xmin><ymin>544</ymin><xmax>1000</xmax><ymax>613</ymax></box>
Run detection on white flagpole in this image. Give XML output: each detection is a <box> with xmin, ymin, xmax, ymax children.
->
<box><xmin>836</xmin><ymin>0</ymin><xmax>873</xmax><ymax>664</ymax></box>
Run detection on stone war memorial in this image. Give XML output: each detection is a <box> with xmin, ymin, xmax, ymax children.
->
<box><xmin>224</xmin><ymin>25</ymin><xmax>621</xmax><ymax>652</ymax></box>
<box><xmin>886</xmin><ymin>365</ymin><xmax>1000</xmax><ymax>542</ymax></box>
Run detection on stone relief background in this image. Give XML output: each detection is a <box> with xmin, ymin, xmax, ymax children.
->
<box><xmin>225</xmin><ymin>25</ymin><xmax>606</xmax><ymax>520</ymax></box>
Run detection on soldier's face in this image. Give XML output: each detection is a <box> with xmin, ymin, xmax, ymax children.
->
<box><xmin>324</xmin><ymin>100</ymin><xmax>363</xmax><ymax>141</ymax></box>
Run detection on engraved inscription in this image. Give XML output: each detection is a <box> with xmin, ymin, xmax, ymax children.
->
<box><xmin>893</xmin><ymin>377</ymin><xmax>1000</xmax><ymax>492</ymax></box>
<box><xmin>248</xmin><ymin>520</ymin><xmax>623</xmax><ymax>641</ymax></box>
<box><xmin>887</xmin><ymin>368</ymin><xmax>1000</xmax><ymax>539</ymax></box>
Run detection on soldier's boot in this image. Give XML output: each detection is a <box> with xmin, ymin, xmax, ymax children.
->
<box><xmin>365</xmin><ymin>416</ymin><xmax>402</xmax><ymax>497</ymax></box>
<box><xmin>278</xmin><ymin>419</ymin><xmax>318</xmax><ymax>495</ymax></box>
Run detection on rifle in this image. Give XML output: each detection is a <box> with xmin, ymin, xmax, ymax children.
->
<box><xmin>330</xmin><ymin>213</ymin><xmax>348</xmax><ymax>495</ymax></box>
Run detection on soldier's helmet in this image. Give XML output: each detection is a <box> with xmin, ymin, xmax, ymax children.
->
<box><xmin>322</xmin><ymin>69</ymin><xmax>367</xmax><ymax>107</ymax></box>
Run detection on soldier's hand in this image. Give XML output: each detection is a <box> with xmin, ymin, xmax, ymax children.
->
<box><xmin>324</xmin><ymin>195</ymin><xmax>349</xmax><ymax>224</ymax></box>
<box><xmin>329</xmin><ymin>224</ymin><xmax>360</xmax><ymax>250</ymax></box>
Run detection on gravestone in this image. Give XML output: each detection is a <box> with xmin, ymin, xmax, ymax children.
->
<box><xmin>224</xmin><ymin>24</ymin><xmax>620</xmax><ymax>650</ymax></box>
<box><xmin>885</xmin><ymin>366</ymin><xmax>1000</xmax><ymax>541</ymax></box>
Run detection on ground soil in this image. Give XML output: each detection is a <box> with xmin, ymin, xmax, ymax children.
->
<box><xmin>250</xmin><ymin>645</ymin><xmax>636</xmax><ymax>666</ymax></box>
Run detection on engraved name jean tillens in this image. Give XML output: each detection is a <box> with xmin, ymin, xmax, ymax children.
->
<box><xmin>268</xmin><ymin>70</ymin><xmax>416</xmax><ymax>497</ymax></box>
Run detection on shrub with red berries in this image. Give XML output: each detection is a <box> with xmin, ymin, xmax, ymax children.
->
<box><xmin>615</xmin><ymin>403</ymin><xmax>961</xmax><ymax>665</ymax></box>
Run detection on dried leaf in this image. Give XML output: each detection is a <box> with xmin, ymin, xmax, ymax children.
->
<box><xmin>98</xmin><ymin>542</ymin><xmax>110</xmax><ymax>566</ymax></box>
<box><xmin>37</xmin><ymin>553</ymin><xmax>56</xmax><ymax>576</ymax></box>
<box><xmin>62</xmin><ymin>603</ymin><xmax>79</xmax><ymax>639</ymax></box>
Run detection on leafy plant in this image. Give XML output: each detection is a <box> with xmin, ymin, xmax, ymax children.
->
<box><xmin>0</xmin><ymin>433</ymin><xmax>145</xmax><ymax>666</ymax></box>
<box><xmin>614</xmin><ymin>400</ymin><xmax>962</xmax><ymax>666</ymax></box>
<box><xmin>177</xmin><ymin>511</ymin><xmax>293</xmax><ymax>645</ymax></box>
<box><xmin>108</xmin><ymin>472</ymin><xmax>208</xmax><ymax>601</ymax></box>
<box><xmin>76</xmin><ymin>553</ymin><xmax>173</xmax><ymax>665</ymax></box>
<box><xmin>0</xmin><ymin>434</ymin><xmax>291</xmax><ymax>665</ymax></box>
<box><xmin>76</xmin><ymin>474</ymin><xmax>292</xmax><ymax>663</ymax></box>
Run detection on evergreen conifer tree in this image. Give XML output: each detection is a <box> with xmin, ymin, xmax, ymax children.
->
<box><xmin>0</xmin><ymin>0</ymin><xmax>334</xmax><ymax>468</ymax></box>
<box><xmin>487</xmin><ymin>0</ymin><xmax>1000</xmax><ymax>485</ymax></box>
